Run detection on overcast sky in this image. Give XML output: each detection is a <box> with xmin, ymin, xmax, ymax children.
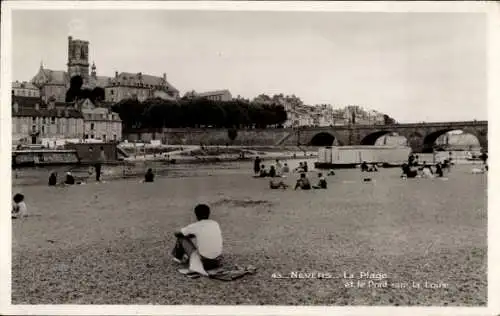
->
<box><xmin>11</xmin><ymin>10</ymin><xmax>486</xmax><ymax>123</ymax></box>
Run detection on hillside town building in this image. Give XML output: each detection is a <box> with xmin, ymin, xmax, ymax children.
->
<box><xmin>12</xmin><ymin>81</ymin><xmax>40</xmax><ymax>98</ymax></box>
<box><xmin>79</xmin><ymin>98</ymin><xmax>122</xmax><ymax>142</ymax></box>
<box><xmin>28</xmin><ymin>36</ymin><xmax>180</xmax><ymax>104</ymax></box>
<box><xmin>11</xmin><ymin>94</ymin><xmax>122</xmax><ymax>145</ymax></box>
<box><xmin>183</xmin><ymin>89</ymin><xmax>233</xmax><ymax>102</ymax></box>
<box><xmin>12</xmin><ymin>96</ymin><xmax>84</xmax><ymax>144</ymax></box>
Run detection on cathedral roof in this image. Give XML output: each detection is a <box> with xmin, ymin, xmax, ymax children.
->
<box><xmin>31</xmin><ymin>68</ymin><xmax>69</xmax><ymax>87</ymax></box>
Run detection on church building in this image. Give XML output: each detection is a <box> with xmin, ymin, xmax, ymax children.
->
<box><xmin>30</xmin><ymin>36</ymin><xmax>180</xmax><ymax>103</ymax></box>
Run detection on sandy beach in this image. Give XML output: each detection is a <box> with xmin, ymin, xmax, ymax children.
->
<box><xmin>11</xmin><ymin>162</ymin><xmax>487</xmax><ymax>305</ymax></box>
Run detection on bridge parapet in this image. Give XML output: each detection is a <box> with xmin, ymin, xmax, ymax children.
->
<box><xmin>300</xmin><ymin>120</ymin><xmax>487</xmax><ymax>132</ymax></box>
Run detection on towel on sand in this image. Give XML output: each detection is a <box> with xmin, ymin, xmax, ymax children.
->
<box><xmin>178</xmin><ymin>264</ymin><xmax>257</xmax><ymax>281</ymax></box>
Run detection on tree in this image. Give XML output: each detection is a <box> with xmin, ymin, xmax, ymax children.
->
<box><xmin>383</xmin><ymin>114</ymin><xmax>396</xmax><ymax>125</ymax></box>
<box><xmin>114</xmin><ymin>94</ymin><xmax>289</xmax><ymax>130</ymax></box>
<box><xmin>91</xmin><ymin>87</ymin><xmax>105</xmax><ymax>103</ymax></box>
<box><xmin>65</xmin><ymin>75</ymin><xmax>84</xmax><ymax>102</ymax></box>
<box><xmin>111</xmin><ymin>98</ymin><xmax>146</xmax><ymax>130</ymax></box>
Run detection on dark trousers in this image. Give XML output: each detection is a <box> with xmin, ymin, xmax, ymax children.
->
<box><xmin>172</xmin><ymin>236</ymin><xmax>221</xmax><ymax>270</ymax></box>
<box><xmin>95</xmin><ymin>164</ymin><xmax>102</xmax><ymax>181</ymax></box>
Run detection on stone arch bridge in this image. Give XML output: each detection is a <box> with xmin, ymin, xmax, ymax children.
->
<box><xmin>298</xmin><ymin>120</ymin><xmax>487</xmax><ymax>153</ymax></box>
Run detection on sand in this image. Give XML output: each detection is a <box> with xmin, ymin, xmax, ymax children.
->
<box><xmin>11</xmin><ymin>163</ymin><xmax>487</xmax><ymax>305</ymax></box>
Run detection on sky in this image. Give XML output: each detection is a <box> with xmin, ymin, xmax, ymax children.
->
<box><xmin>11</xmin><ymin>10</ymin><xmax>487</xmax><ymax>123</ymax></box>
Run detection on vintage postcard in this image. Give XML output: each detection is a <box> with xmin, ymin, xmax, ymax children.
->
<box><xmin>1</xmin><ymin>1</ymin><xmax>498</xmax><ymax>315</ymax></box>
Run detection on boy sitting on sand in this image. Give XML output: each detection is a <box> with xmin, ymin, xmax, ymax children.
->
<box><xmin>172</xmin><ymin>204</ymin><xmax>223</xmax><ymax>275</ymax></box>
<box><xmin>295</xmin><ymin>173</ymin><xmax>311</xmax><ymax>190</ymax></box>
<box><xmin>313</xmin><ymin>173</ymin><xmax>327</xmax><ymax>189</ymax></box>
<box><xmin>12</xmin><ymin>193</ymin><xmax>28</xmax><ymax>219</ymax></box>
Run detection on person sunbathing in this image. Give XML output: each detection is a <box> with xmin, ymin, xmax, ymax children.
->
<box><xmin>269</xmin><ymin>179</ymin><xmax>289</xmax><ymax>189</ymax></box>
<box><xmin>312</xmin><ymin>173</ymin><xmax>327</xmax><ymax>189</ymax></box>
<box><xmin>294</xmin><ymin>162</ymin><xmax>305</xmax><ymax>173</ymax></box>
<box><xmin>259</xmin><ymin>165</ymin><xmax>268</xmax><ymax>177</ymax></box>
<box><xmin>401</xmin><ymin>163</ymin><xmax>417</xmax><ymax>178</ymax></box>
<box><xmin>48</xmin><ymin>172</ymin><xmax>57</xmax><ymax>186</ymax></box>
<box><xmin>64</xmin><ymin>172</ymin><xmax>75</xmax><ymax>185</ymax></box>
<box><xmin>295</xmin><ymin>173</ymin><xmax>311</xmax><ymax>190</ymax></box>
<box><xmin>421</xmin><ymin>162</ymin><xmax>434</xmax><ymax>178</ymax></box>
<box><xmin>172</xmin><ymin>204</ymin><xmax>223</xmax><ymax>275</ymax></box>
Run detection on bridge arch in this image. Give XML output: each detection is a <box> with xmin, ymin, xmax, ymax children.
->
<box><xmin>405</xmin><ymin>132</ymin><xmax>424</xmax><ymax>153</ymax></box>
<box><xmin>309</xmin><ymin>132</ymin><xmax>336</xmax><ymax>146</ymax></box>
<box><xmin>423</xmin><ymin>128</ymin><xmax>481</xmax><ymax>153</ymax></box>
<box><xmin>360</xmin><ymin>131</ymin><xmax>396</xmax><ymax>145</ymax></box>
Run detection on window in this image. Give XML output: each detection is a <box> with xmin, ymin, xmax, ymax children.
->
<box><xmin>110</xmin><ymin>90</ymin><xmax>114</xmax><ymax>95</ymax></box>
<box><xmin>102</xmin><ymin>135</ymin><xmax>107</xmax><ymax>142</ymax></box>
<box><xmin>32</xmin><ymin>125</ymin><xmax>36</xmax><ymax>132</ymax></box>
<box><xmin>91</xmin><ymin>134</ymin><xmax>94</xmax><ymax>139</ymax></box>
<box><xmin>51</xmin><ymin>117</ymin><xmax>56</xmax><ymax>124</ymax></box>
<box><xmin>32</xmin><ymin>117</ymin><xmax>36</xmax><ymax>122</ymax></box>
<box><xmin>84</xmin><ymin>134</ymin><xmax>89</xmax><ymax>139</ymax></box>
<box><xmin>41</xmin><ymin>126</ymin><xmax>45</xmax><ymax>134</ymax></box>
<box><xmin>113</xmin><ymin>134</ymin><xmax>117</xmax><ymax>141</ymax></box>
<box><xmin>90</xmin><ymin>123</ymin><xmax>95</xmax><ymax>130</ymax></box>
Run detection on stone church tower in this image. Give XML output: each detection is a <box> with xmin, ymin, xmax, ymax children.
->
<box><xmin>67</xmin><ymin>36</ymin><xmax>90</xmax><ymax>84</ymax></box>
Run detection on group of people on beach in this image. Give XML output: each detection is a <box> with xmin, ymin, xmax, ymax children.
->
<box><xmin>401</xmin><ymin>153</ymin><xmax>448</xmax><ymax>179</ymax></box>
<box><xmin>252</xmin><ymin>157</ymin><xmax>328</xmax><ymax>191</ymax></box>
<box><xmin>12</xmin><ymin>148</ymin><xmax>489</xmax><ymax>279</ymax></box>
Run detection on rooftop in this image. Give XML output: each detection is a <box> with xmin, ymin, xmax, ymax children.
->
<box><xmin>198</xmin><ymin>89</ymin><xmax>231</xmax><ymax>97</ymax></box>
<box><xmin>12</xmin><ymin>81</ymin><xmax>39</xmax><ymax>90</ymax></box>
<box><xmin>12</xmin><ymin>107</ymin><xmax>84</xmax><ymax>119</ymax></box>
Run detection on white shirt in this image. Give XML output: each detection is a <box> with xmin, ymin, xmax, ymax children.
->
<box><xmin>422</xmin><ymin>168</ymin><xmax>434</xmax><ymax>178</ymax></box>
<box><xmin>16</xmin><ymin>201</ymin><xmax>28</xmax><ymax>217</ymax></box>
<box><xmin>181</xmin><ymin>219</ymin><xmax>222</xmax><ymax>259</ymax></box>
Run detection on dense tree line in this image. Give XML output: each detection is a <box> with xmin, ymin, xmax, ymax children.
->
<box><xmin>111</xmin><ymin>97</ymin><xmax>288</xmax><ymax>130</ymax></box>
